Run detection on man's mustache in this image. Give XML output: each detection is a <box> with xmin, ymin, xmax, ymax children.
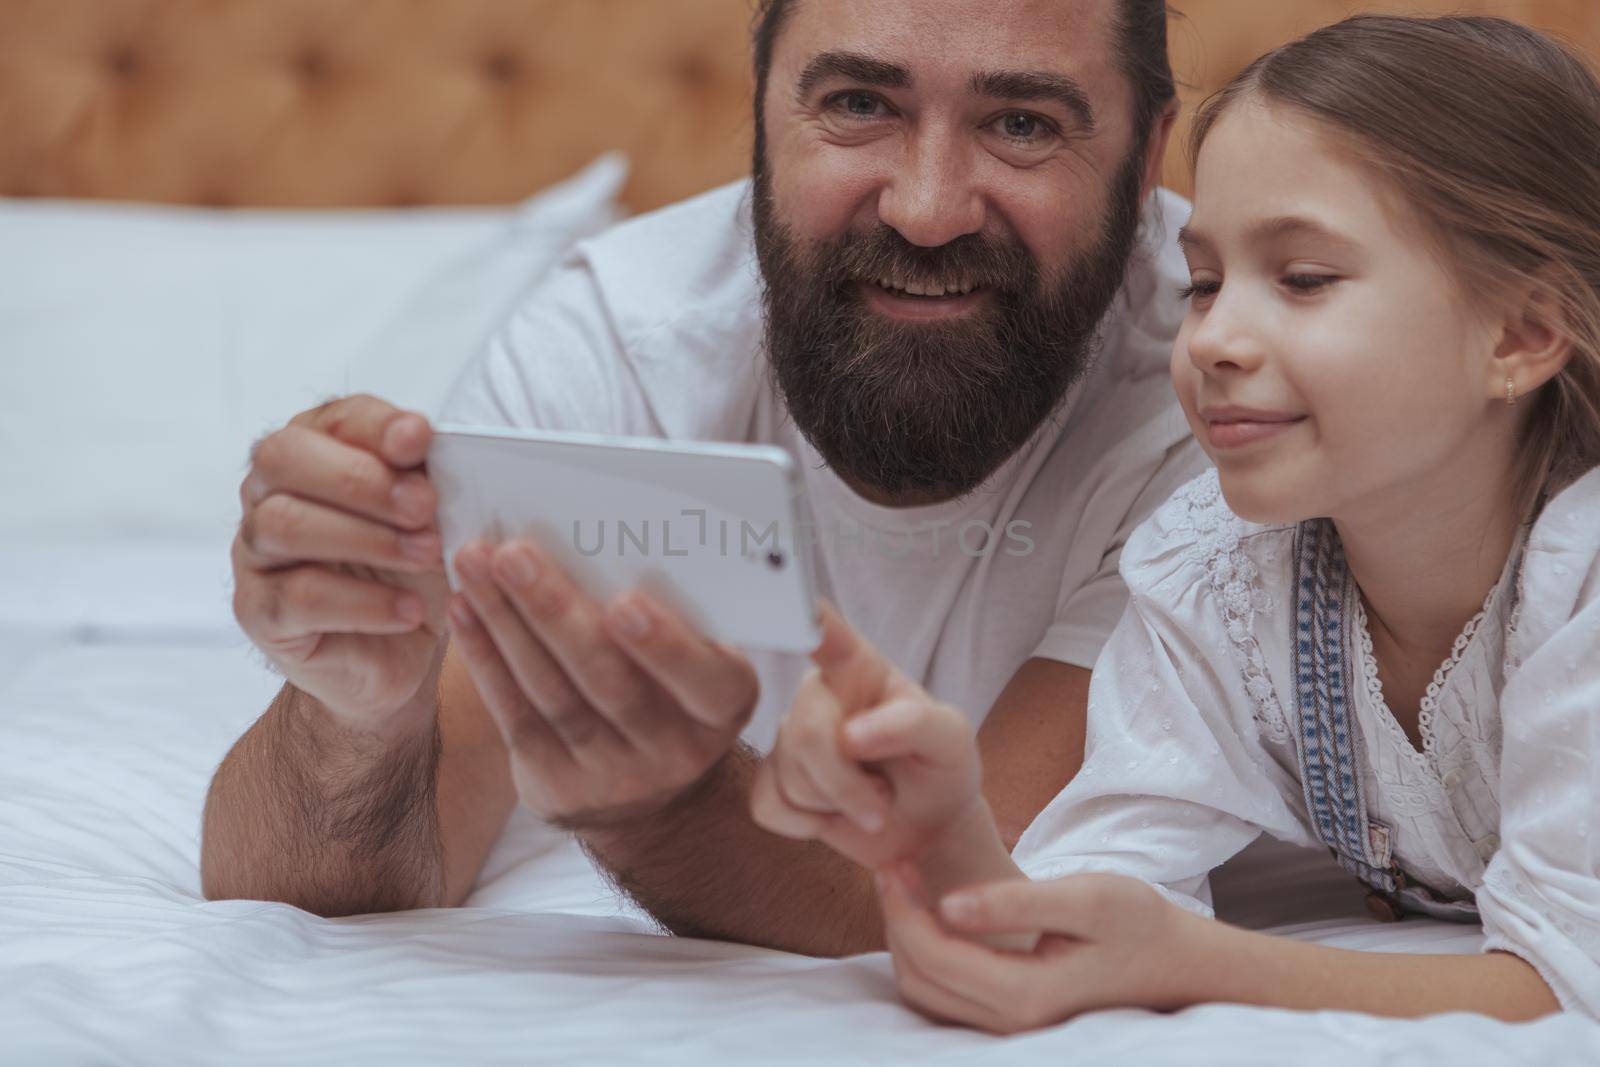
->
<box><xmin>818</xmin><ymin>226</ymin><xmax>1038</xmax><ymax>296</ymax></box>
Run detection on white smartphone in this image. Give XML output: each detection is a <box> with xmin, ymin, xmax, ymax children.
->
<box><xmin>428</xmin><ymin>424</ymin><xmax>821</xmax><ymax>653</ymax></box>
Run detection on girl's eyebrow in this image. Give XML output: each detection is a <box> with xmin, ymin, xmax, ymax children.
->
<box><xmin>1175</xmin><ymin>225</ymin><xmax>1211</xmax><ymax>254</ymax></box>
<box><xmin>1179</xmin><ymin>216</ymin><xmax>1360</xmax><ymax>254</ymax></box>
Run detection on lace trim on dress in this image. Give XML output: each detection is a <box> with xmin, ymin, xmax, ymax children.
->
<box><xmin>1418</xmin><ymin>610</ymin><xmax>1492</xmax><ymax>766</ymax></box>
<box><xmin>1504</xmin><ymin>540</ymin><xmax>1532</xmax><ymax>675</ymax></box>
<box><xmin>1353</xmin><ymin>598</ymin><xmax>1487</xmax><ymax>784</ymax></box>
<box><xmin>1172</xmin><ymin>475</ymin><xmax>1289</xmax><ymax>744</ymax></box>
<box><xmin>1352</xmin><ymin>564</ymin><xmax>1507</xmax><ymax>780</ymax></box>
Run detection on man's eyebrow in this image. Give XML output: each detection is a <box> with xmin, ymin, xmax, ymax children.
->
<box><xmin>1178</xmin><ymin>216</ymin><xmax>1359</xmax><ymax>253</ymax></box>
<box><xmin>971</xmin><ymin>70</ymin><xmax>1096</xmax><ymax>132</ymax></box>
<box><xmin>796</xmin><ymin>51</ymin><xmax>912</xmax><ymax>97</ymax></box>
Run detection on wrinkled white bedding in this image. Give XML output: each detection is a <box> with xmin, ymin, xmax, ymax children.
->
<box><xmin>2</xmin><ymin>539</ymin><xmax>1596</xmax><ymax>1065</ymax></box>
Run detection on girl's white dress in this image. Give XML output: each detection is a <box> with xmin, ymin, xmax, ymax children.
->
<box><xmin>1013</xmin><ymin>467</ymin><xmax>1600</xmax><ymax>1016</ymax></box>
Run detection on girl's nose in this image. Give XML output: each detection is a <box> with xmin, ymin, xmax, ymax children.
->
<box><xmin>1186</xmin><ymin>289</ymin><xmax>1267</xmax><ymax>376</ymax></box>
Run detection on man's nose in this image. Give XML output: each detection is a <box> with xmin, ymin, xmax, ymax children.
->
<box><xmin>1186</xmin><ymin>289</ymin><xmax>1267</xmax><ymax>376</ymax></box>
<box><xmin>875</xmin><ymin>127</ymin><xmax>985</xmax><ymax>248</ymax></box>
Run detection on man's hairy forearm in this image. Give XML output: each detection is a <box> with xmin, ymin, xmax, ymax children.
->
<box><xmin>200</xmin><ymin>682</ymin><xmax>446</xmax><ymax>916</ymax></box>
<box><xmin>579</xmin><ymin>745</ymin><xmax>885</xmax><ymax>957</ymax></box>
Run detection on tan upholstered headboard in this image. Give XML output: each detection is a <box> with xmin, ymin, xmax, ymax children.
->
<box><xmin>1163</xmin><ymin>0</ymin><xmax>1600</xmax><ymax>197</ymax></box>
<box><xmin>2</xmin><ymin>0</ymin><xmax>1596</xmax><ymax>212</ymax></box>
<box><xmin>0</xmin><ymin>0</ymin><xmax>757</xmax><ymax>213</ymax></box>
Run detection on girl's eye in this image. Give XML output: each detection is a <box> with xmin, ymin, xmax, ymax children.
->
<box><xmin>1178</xmin><ymin>280</ymin><xmax>1221</xmax><ymax>301</ymax></box>
<box><xmin>1283</xmin><ymin>273</ymin><xmax>1335</xmax><ymax>293</ymax></box>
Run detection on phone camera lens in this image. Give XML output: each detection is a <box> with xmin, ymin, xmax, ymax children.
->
<box><xmin>766</xmin><ymin>551</ymin><xmax>785</xmax><ymax>570</ymax></box>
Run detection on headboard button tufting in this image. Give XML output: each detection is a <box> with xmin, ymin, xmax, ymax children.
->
<box><xmin>292</xmin><ymin>50</ymin><xmax>329</xmax><ymax>82</ymax></box>
<box><xmin>672</xmin><ymin>54</ymin><xmax>714</xmax><ymax>91</ymax></box>
<box><xmin>482</xmin><ymin>52</ymin><xmax>521</xmax><ymax>84</ymax></box>
<box><xmin>0</xmin><ymin>0</ymin><xmax>767</xmax><ymax>212</ymax></box>
<box><xmin>105</xmin><ymin>46</ymin><xmax>142</xmax><ymax>80</ymax></box>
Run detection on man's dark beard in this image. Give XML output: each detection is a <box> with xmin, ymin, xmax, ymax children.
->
<box><xmin>752</xmin><ymin>152</ymin><xmax>1147</xmax><ymax>503</ymax></box>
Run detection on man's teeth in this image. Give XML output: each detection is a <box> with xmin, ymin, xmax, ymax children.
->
<box><xmin>872</xmin><ymin>277</ymin><xmax>978</xmax><ymax>297</ymax></box>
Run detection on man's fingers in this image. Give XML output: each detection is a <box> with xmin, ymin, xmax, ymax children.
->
<box><xmin>292</xmin><ymin>394</ymin><xmax>433</xmax><ymax>469</ymax></box>
<box><xmin>251</xmin><ymin>424</ymin><xmax>437</xmax><ymax>531</ymax></box>
<box><xmin>447</xmin><ymin>595</ymin><xmax>573</xmax><ymax>764</ymax></box>
<box><xmin>604</xmin><ymin>592</ymin><xmax>759</xmax><ymax>733</ymax></box>
<box><xmin>485</xmin><ymin>542</ymin><xmax>685</xmax><ymax>751</ymax></box>
<box><xmin>239</xmin><ymin>493</ymin><xmax>442</xmax><ymax>574</ymax></box>
<box><xmin>454</xmin><ymin>543</ymin><xmax>627</xmax><ymax>759</ymax></box>
<box><xmin>378</xmin><ymin>411</ymin><xmax>433</xmax><ymax>469</ymax></box>
<box><xmin>236</xmin><ymin>561</ymin><xmax>426</xmax><ymax>646</ymax></box>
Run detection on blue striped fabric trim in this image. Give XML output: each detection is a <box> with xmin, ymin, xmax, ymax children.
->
<box><xmin>1292</xmin><ymin>520</ymin><xmax>1396</xmax><ymax>895</ymax></box>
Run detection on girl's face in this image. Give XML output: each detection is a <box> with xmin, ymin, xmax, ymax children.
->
<box><xmin>1172</xmin><ymin>100</ymin><xmax>1515</xmax><ymax>526</ymax></box>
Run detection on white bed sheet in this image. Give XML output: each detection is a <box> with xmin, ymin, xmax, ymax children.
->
<box><xmin>2</xmin><ymin>538</ymin><xmax>1596</xmax><ymax>1065</ymax></box>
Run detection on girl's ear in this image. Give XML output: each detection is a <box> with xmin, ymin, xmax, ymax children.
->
<box><xmin>1492</xmin><ymin>281</ymin><xmax>1574</xmax><ymax>402</ymax></box>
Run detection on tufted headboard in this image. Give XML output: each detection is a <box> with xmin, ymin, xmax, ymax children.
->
<box><xmin>1</xmin><ymin>0</ymin><xmax>1596</xmax><ymax>212</ymax></box>
<box><xmin>1164</xmin><ymin>0</ymin><xmax>1600</xmax><ymax>196</ymax></box>
<box><xmin>0</xmin><ymin>0</ymin><xmax>757</xmax><ymax>213</ymax></box>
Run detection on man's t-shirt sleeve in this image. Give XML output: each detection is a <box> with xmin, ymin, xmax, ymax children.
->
<box><xmin>437</xmin><ymin>256</ymin><xmax>659</xmax><ymax>437</ymax></box>
<box><xmin>1030</xmin><ymin>436</ymin><xmax>1209</xmax><ymax>670</ymax></box>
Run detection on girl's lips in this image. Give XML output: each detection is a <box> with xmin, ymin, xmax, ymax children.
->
<box><xmin>1204</xmin><ymin>416</ymin><xmax>1307</xmax><ymax>450</ymax></box>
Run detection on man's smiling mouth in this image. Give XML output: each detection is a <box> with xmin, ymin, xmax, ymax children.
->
<box><xmin>859</xmin><ymin>279</ymin><xmax>990</xmax><ymax>319</ymax></box>
<box><xmin>868</xmin><ymin>275</ymin><xmax>981</xmax><ymax>298</ymax></box>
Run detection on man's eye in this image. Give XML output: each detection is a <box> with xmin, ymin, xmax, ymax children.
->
<box><xmin>828</xmin><ymin>91</ymin><xmax>885</xmax><ymax>118</ymax></box>
<box><xmin>993</xmin><ymin>112</ymin><xmax>1055</xmax><ymax>144</ymax></box>
<box><xmin>1002</xmin><ymin>113</ymin><xmax>1037</xmax><ymax>138</ymax></box>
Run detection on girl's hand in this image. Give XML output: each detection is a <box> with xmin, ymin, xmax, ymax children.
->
<box><xmin>876</xmin><ymin>862</ymin><xmax>1206</xmax><ymax>1034</ymax></box>
<box><xmin>750</xmin><ymin>603</ymin><xmax>985</xmax><ymax>871</ymax></box>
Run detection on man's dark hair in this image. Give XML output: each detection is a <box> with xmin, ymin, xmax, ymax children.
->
<box><xmin>749</xmin><ymin>0</ymin><xmax>1175</xmax><ymax>167</ymax></box>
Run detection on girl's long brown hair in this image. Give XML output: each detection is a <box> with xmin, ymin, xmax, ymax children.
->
<box><xmin>1190</xmin><ymin>15</ymin><xmax>1600</xmax><ymax>517</ymax></box>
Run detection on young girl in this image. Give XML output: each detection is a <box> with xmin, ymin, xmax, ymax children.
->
<box><xmin>750</xmin><ymin>14</ymin><xmax>1600</xmax><ymax>1029</ymax></box>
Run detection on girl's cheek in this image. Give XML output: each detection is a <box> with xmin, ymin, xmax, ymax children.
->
<box><xmin>1293</xmin><ymin>337</ymin><xmax>1381</xmax><ymax>428</ymax></box>
<box><xmin>1169</xmin><ymin>332</ymin><xmax>1203</xmax><ymax>424</ymax></box>
<box><xmin>1169</xmin><ymin>324</ymin><xmax>1194</xmax><ymax>390</ymax></box>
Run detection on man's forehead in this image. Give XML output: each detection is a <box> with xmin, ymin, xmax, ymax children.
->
<box><xmin>778</xmin><ymin>0</ymin><xmax>1119</xmax><ymax>81</ymax></box>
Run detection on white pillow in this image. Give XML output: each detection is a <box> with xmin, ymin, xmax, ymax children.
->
<box><xmin>0</xmin><ymin>153</ymin><xmax>627</xmax><ymax>539</ymax></box>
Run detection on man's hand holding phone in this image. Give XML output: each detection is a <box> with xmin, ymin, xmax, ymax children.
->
<box><xmin>232</xmin><ymin>395</ymin><xmax>451</xmax><ymax>733</ymax></box>
<box><xmin>446</xmin><ymin>539</ymin><xmax>761</xmax><ymax>827</ymax></box>
<box><xmin>230</xmin><ymin>395</ymin><xmax>765</xmax><ymax>829</ymax></box>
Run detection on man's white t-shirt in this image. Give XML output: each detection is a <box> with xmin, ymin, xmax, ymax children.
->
<box><xmin>440</xmin><ymin>179</ymin><xmax>1206</xmax><ymax>747</ymax></box>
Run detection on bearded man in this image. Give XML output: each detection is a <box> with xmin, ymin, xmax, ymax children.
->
<box><xmin>203</xmin><ymin>0</ymin><xmax>1204</xmax><ymax>957</ymax></box>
